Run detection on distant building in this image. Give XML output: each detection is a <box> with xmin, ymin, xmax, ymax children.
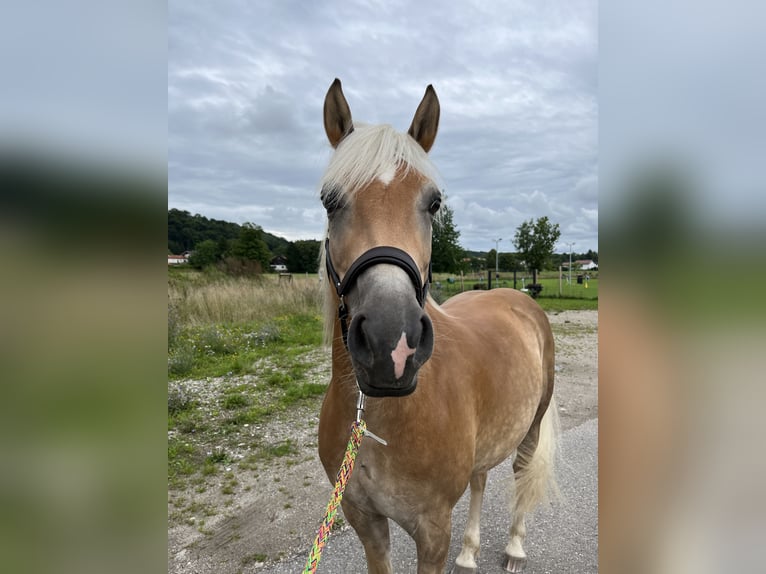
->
<box><xmin>575</xmin><ymin>259</ymin><xmax>598</xmax><ymax>270</ymax></box>
<box><xmin>168</xmin><ymin>253</ymin><xmax>189</xmax><ymax>265</ymax></box>
<box><xmin>270</xmin><ymin>255</ymin><xmax>288</xmax><ymax>272</ymax></box>
<box><xmin>561</xmin><ymin>259</ymin><xmax>598</xmax><ymax>271</ymax></box>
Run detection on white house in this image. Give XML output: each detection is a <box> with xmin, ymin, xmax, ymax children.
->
<box><xmin>576</xmin><ymin>259</ymin><xmax>598</xmax><ymax>271</ymax></box>
<box><xmin>168</xmin><ymin>254</ymin><xmax>189</xmax><ymax>265</ymax></box>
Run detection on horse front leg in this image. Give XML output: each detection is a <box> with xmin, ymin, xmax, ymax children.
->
<box><xmin>408</xmin><ymin>507</ymin><xmax>453</xmax><ymax>574</ymax></box>
<box><xmin>342</xmin><ymin>499</ymin><xmax>393</xmax><ymax>574</ymax></box>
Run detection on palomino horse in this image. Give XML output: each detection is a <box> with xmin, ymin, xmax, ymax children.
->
<box><xmin>317</xmin><ymin>78</ymin><xmax>558</xmax><ymax>574</ymax></box>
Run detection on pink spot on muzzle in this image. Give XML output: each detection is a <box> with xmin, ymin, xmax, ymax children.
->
<box><xmin>391</xmin><ymin>332</ymin><xmax>417</xmax><ymax>379</ymax></box>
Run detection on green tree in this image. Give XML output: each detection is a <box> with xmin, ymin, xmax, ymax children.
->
<box><xmin>485</xmin><ymin>249</ymin><xmax>497</xmax><ymax>272</ymax></box>
<box><xmin>431</xmin><ymin>203</ymin><xmax>465</xmax><ymax>273</ymax></box>
<box><xmin>513</xmin><ymin>216</ymin><xmax>561</xmax><ymax>280</ymax></box>
<box><xmin>217</xmin><ymin>237</ymin><xmax>232</xmax><ymax>259</ymax></box>
<box><xmin>287</xmin><ymin>239</ymin><xmax>321</xmax><ymax>273</ymax></box>
<box><xmin>168</xmin><ymin>208</ymin><xmax>242</xmax><ymax>253</ymax></box>
<box><xmin>188</xmin><ymin>239</ymin><xmax>220</xmax><ymax>269</ymax></box>
<box><xmin>498</xmin><ymin>252</ymin><xmax>520</xmax><ymax>271</ymax></box>
<box><xmin>231</xmin><ymin>223</ymin><xmax>271</xmax><ymax>272</ymax></box>
<box><xmin>485</xmin><ymin>251</ymin><xmax>521</xmax><ymax>273</ymax></box>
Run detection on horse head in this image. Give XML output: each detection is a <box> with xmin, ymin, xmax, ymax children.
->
<box><xmin>321</xmin><ymin>78</ymin><xmax>441</xmax><ymax>397</ymax></box>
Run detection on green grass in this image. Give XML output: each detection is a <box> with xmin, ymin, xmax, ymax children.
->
<box><xmin>168</xmin><ymin>313</ymin><xmax>323</xmax><ymax>380</ymax></box>
<box><xmin>168</xmin><ymin>437</ymin><xmax>203</xmax><ymax>486</ymax></box>
<box><xmin>167</xmin><ymin>311</ymin><xmax>327</xmax><ymax>491</ymax></box>
<box><xmin>224</xmin><ymin>405</ymin><xmax>275</xmax><ymax>427</ymax></box>
<box><xmin>237</xmin><ymin>440</ymin><xmax>301</xmax><ymax>472</ymax></box>
<box><xmin>170</xmin><ymin>409</ymin><xmax>208</xmax><ymax>434</ymax></box>
<box><xmin>264</xmin><ymin>440</ymin><xmax>298</xmax><ymax>458</ymax></box>
<box><xmin>431</xmin><ymin>271</ymin><xmax>598</xmax><ymax>309</ymax></box>
<box><xmin>222</xmin><ymin>392</ymin><xmax>250</xmax><ymax>409</ymax></box>
<box><xmin>536</xmin><ymin>297</ymin><xmax>598</xmax><ymax>312</ymax></box>
<box><xmin>536</xmin><ymin>276</ymin><xmax>598</xmax><ymax>299</ymax></box>
<box><xmin>281</xmin><ymin>382</ymin><xmax>326</xmax><ymax>403</ymax></box>
<box><xmin>168</xmin><ymin>380</ymin><xmax>321</xmax><ymax>491</ymax></box>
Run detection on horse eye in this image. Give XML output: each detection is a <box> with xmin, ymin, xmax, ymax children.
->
<box><xmin>322</xmin><ymin>197</ymin><xmax>337</xmax><ymax>214</ymax></box>
<box><xmin>321</xmin><ymin>186</ymin><xmax>343</xmax><ymax>214</ymax></box>
<box><xmin>428</xmin><ymin>198</ymin><xmax>442</xmax><ymax>215</ymax></box>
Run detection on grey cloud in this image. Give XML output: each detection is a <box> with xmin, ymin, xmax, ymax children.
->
<box><xmin>169</xmin><ymin>0</ymin><xmax>598</xmax><ymax>252</ymax></box>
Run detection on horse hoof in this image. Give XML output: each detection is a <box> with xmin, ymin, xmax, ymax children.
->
<box><xmin>504</xmin><ymin>554</ymin><xmax>526</xmax><ymax>572</ymax></box>
<box><xmin>451</xmin><ymin>565</ymin><xmax>477</xmax><ymax>574</ymax></box>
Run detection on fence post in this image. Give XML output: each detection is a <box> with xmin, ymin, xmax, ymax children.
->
<box><xmin>487</xmin><ymin>269</ymin><xmax>492</xmax><ymax>290</ymax></box>
<box><xmin>559</xmin><ymin>266</ymin><xmax>562</xmax><ymax>296</ymax></box>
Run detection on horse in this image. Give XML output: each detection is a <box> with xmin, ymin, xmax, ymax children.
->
<box><xmin>316</xmin><ymin>78</ymin><xmax>558</xmax><ymax>574</ymax></box>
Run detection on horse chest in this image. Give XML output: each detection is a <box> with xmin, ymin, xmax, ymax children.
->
<box><xmin>346</xmin><ymin>449</ymin><xmax>454</xmax><ymax>518</ymax></box>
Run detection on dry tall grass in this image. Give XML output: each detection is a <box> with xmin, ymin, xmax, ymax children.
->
<box><xmin>169</xmin><ymin>272</ymin><xmax>323</xmax><ymax>327</ymax></box>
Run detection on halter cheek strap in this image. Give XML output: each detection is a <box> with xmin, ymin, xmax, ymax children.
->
<box><xmin>324</xmin><ymin>238</ymin><xmax>431</xmax><ymax>348</ymax></box>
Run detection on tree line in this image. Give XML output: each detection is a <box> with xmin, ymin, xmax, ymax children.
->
<box><xmin>433</xmin><ymin>207</ymin><xmax>595</xmax><ymax>277</ymax></box>
<box><xmin>169</xmin><ymin>207</ymin><xmax>595</xmax><ymax>277</ymax></box>
<box><xmin>168</xmin><ymin>209</ymin><xmax>320</xmax><ymax>274</ymax></box>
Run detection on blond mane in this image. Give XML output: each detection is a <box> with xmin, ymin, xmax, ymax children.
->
<box><xmin>320</xmin><ymin>123</ymin><xmax>441</xmax><ymax>199</ymax></box>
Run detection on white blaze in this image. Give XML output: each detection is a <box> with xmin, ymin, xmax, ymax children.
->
<box><xmin>377</xmin><ymin>163</ymin><xmax>396</xmax><ymax>186</ymax></box>
<box><xmin>391</xmin><ymin>331</ymin><xmax>416</xmax><ymax>379</ymax></box>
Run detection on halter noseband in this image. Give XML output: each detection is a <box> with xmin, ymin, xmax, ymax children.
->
<box><xmin>324</xmin><ymin>238</ymin><xmax>431</xmax><ymax>348</ymax></box>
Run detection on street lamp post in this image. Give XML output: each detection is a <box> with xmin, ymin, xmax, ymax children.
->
<box><xmin>493</xmin><ymin>238</ymin><xmax>502</xmax><ymax>276</ymax></box>
<box><xmin>566</xmin><ymin>242</ymin><xmax>575</xmax><ymax>285</ymax></box>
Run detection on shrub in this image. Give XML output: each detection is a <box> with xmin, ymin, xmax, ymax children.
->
<box><xmin>222</xmin><ymin>393</ymin><xmax>250</xmax><ymax>409</ymax></box>
<box><xmin>198</xmin><ymin>326</ymin><xmax>235</xmax><ymax>355</ymax></box>
<box><xmin>168</xmin><ymin>304</ymin><xmax>181</xmax><ymax>350</ymax></box>
<box><xmin>168</xmin><ymin>345</ymin><xmax>195</xmax><ymax>376</ymax></box>
<box><xmin>168</xmin><ymin>383</ymin><xmax>195</xmax><ymax>414</ymax></box>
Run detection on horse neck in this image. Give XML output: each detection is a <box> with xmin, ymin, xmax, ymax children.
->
<box><xmin>324</xmin><ymin>321</ymin><xmax>366</xmax><ymax>433</ymax></box>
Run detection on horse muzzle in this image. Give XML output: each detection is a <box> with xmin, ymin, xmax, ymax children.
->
<box><xmin>345</xmin><ymin>270</ymin><xmax>434</xmax><ymax>397</ymax></box>
<box><xmin>324</xmin><ymin>239</ymin><xmax>434</xmax><ymax>397</ymax></box>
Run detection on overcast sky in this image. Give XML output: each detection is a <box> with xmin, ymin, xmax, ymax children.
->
<box><xmin>168</xmin><ymin>0</ymin><xmax>597</xmax><ymax>253</ymax></box>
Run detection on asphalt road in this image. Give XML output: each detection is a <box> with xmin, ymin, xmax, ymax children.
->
<box><xmin>263</xmin><ymin>418</ymin><xmax>597</xmax><ymax>574</ymax></box>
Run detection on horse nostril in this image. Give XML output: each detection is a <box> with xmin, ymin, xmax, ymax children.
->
<box><xmin>347</xmin><ymin>314</ymin><xmax>374</xmax><ymax>368</ymax></box>
<box><xmin>420</xmin><ymin>314</ymin><xmax>432</xmax><ymax>339</ymax></box>
<box><xmin>414</xmin><ymin>314</ymin><xmax>434</xmax><ymax>367</ymax></box>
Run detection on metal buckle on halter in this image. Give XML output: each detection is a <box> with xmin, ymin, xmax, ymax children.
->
<box><xmin>355</xmin><ymin>388</ymin><xmax>387</xmax><ymax>446</ymax></box>
<box><xmin>338</xmin><ymin>296</ymin><xmax>350</xmax><ymax>347</ymax></box>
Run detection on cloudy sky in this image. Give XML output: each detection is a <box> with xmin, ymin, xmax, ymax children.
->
<box><xmin>168</xmin><ymin>0</ymin><xmax>597</xmax><ymax>253</ymax></box>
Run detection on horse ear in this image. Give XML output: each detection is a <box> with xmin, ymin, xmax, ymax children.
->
<box><xmin>324</xmin><ymin>78</ymin><xmax>354</xmax><ymax>148</ymax></box>
<box><xmin>408</xmin><ymin>85</ymin><xmax>440</xmax><ymax>153</ymax></box>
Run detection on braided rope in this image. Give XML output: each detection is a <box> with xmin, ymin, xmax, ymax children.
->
<box><xmin>302</xmin><ymin>419</ymin><xmax>367</xmax><ymax>574</ymax></box>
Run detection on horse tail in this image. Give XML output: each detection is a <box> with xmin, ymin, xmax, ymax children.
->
<box><xmin>513</xmin><ymin>397</ymin><xmax>561</xmax><ymax>516</ymax></box>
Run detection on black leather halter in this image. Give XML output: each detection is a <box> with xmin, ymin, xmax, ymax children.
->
<box><xmin>324</xmin><ymin>238</ymin><xmax>431</xmax><ymax>348</ymax></box>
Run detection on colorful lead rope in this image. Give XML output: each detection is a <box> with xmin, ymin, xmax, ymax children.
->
<box><xmin>302</xmin><ymin>419</ymin><xmax>367</xmax><ymax>574</ymax></box>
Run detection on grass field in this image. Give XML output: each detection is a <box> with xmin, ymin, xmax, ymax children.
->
<box><xmin>168</xmin><ymin>268</ymin><xmax>330</xmax><ymax>490</ymax></box>
<box><xmin>432</xmin><ymin>270</ymin><xmax>598</xmax><ymax>311</ymax></box>
<box><xmin>168</xmin><ymin>267</ymin><xmax>597</xmax><ymax>381</ymax></box>
<box><xmin>168</xmin><ymin>267</ymin><xmax>325</xmax><ymax>378</ymax></box>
